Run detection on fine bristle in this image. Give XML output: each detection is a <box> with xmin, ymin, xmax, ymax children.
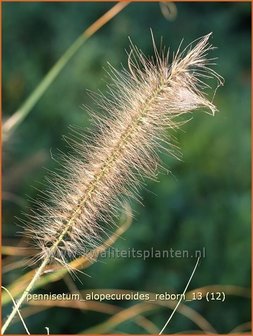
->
<box><xmin>25</xmin><ymin>34</ymin><xmax>223</xmax><ymax>267</ymax></box>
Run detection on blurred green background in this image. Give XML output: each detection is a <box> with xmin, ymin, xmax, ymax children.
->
<box><xmin>2</xmin><ymin>2</ymin><xmax>251</xmax><ymax>334</ymax></box>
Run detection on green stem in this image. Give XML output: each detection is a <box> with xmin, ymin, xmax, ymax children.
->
<box><xmin>1</xmin><ymin>256</ymin><xmax>50</xmax><ymax>334</ymax></box>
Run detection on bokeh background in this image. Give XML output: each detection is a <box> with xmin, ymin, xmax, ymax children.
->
<box><xmin>2</xmin><ymin>2</ymin><xmax>251</xmax><ymax>334</ymax></box>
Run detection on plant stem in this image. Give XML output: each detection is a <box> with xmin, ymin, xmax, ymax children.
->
<box><xmin>2</xmin><ymin>220</ymin><xmax>72</xmax><ymax>334</ymax></box>
<box><xmin>1</xmin><ymin>256</ymin><xmax>49</xmax><ymax>334</ymax></box>
<box><xmin>3</xmin><ymin>2</ymin><xmax>129</xmax><ymax>141</ymax></box>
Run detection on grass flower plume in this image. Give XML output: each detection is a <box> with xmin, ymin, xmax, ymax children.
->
<box><xmin>26</xmin><ymin>33</ymin><xmax>222</xmax><ymax>266</ymax></box>
<box><xmin>2</xmin><ymin>33</ymin><xmax>223</xmax><ymax>334</ymax></box>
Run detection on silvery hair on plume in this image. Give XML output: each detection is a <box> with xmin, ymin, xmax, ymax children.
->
<box><xmin>24</xmin><ymin>33</ymin><xmax>223</xmax><ymax>268</ymax></box>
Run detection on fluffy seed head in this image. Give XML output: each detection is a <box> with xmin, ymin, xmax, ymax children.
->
<box><xmin>25</xmin><ymin>33</ymin><xmax>223</xmax><ymax>266</ymax></box>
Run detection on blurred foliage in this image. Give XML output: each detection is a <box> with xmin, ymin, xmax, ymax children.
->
<box><xmin>2</xmin><ymin>2</ymin><xmax>251</xmax><ymax>334</ymax></box>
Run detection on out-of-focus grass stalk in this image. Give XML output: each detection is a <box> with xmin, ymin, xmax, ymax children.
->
<box><xmin>80</xmin><ymin>289</ymin><xmax>217</xmax><ymax>334</ymax></box>
<box><xmin>12</xmin><ymin>297</ymin><xmax>160</xmax><ymax>334</ymax></box>
<box><xmin>81</xmin><ymin>300</ymin><xmax>214</xmax><ymax>334</ymax></box>
<box><xmin>82</xmin><ymin>302</ymin><xmax>160</xmax><ymax>334</ymax></box>
<box><xmin>80</xmin><ymin>286</ymin><xmax>250</xmax><ymax>334</ymax></box>
<box><xmin>3</xmin><ymin>2</ymin><xmax>129</xmax><ymax>141</ymax></box>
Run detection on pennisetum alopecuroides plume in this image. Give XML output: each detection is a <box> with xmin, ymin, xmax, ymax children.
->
<box><xmin>2</xmin><ymin>33</ymin><xmax>223</xmax><ymax>333</ymax></box>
